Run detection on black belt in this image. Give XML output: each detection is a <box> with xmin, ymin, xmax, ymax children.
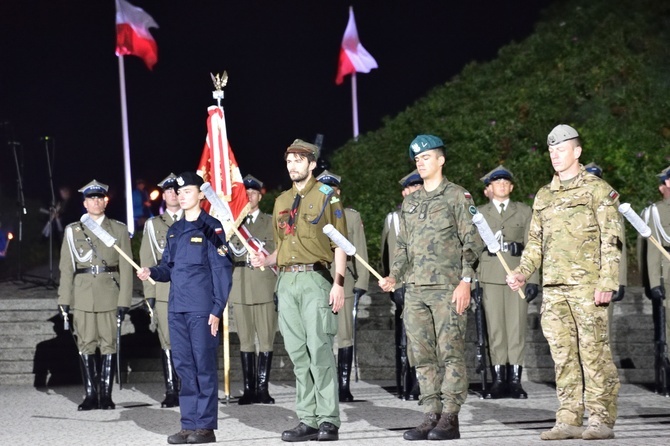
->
<box><xmin>279</xmin><ymin>263</ymin><xmax>328</xmax><ymax>273</ymax></box>
<box><xmin>233</xmin><ymin>261</ymin><xmax>248</xmax><ymax>267</ymax></box>
<box><xmin>75</xmin><ymin>265</ymin><xmax>119</xmax><ymax>275</ymax></box>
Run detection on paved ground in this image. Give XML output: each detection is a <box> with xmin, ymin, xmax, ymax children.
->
<box><xmin>2</xmin><ymin>380</ymin><xmax>670</xmax><ymax>445</ymax></box>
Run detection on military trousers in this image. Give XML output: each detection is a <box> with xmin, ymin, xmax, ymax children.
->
<box><xmin>482</xmin><ymin>282</ymin><xmax>528</xmax><ymax>365</ymax></box>
<box><xmin>154</xmin><ymin>300</ymin><xmax>170</xmax><ymax>349</ymax></box>
<box><xmin>234</xmin><ymin>301</ymin><xmax>278</xmax><ymax>352</ymax></box>
<box><xmin>73</xmin><ymin>309</ymin><xmax>116</xmax><ymax>355</ymax></box>
<box><xmin>541</xmin><ymin>285</ymin><xmax>620</xmax><ymax>427</ymax></box>
<box><xmin>169</xmin><ymin>311</ymin><xmax>220</xmax><ymax>430</ymax></box>
<box><xmin>277</xmin><ymin>271</ymin><xmax>340</xmax><ymax>428</ymax></box>
<box><xmin>404</xmin><ymin>284</ymin><xmax>468</xmax><ymax>414</ymax></box>
<box><xmin>336</xmin><ymin>294</ymin><xmax>354</xmax><ymax>348</ymax></box>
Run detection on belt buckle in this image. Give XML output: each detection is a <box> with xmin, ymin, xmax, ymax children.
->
<box><xmin>91</xmin><ymin>265</ymin><xmax>100</xmax><ymax>274</ymax></box>
<box><xmin>297</xmin><ymin>264</ymin><xmax>306</xmax><ymax>272</ymax></box>
<box><xmin>501</xmin><ymin>242</ymin><xmax>509</xmax><ymax>252</ymax></box>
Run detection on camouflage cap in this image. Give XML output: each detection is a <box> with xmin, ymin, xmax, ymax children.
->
<box><xmin>157</xmin><ymin>173</ymin><xmax>178</xmax><ymax>190</ymax></box>
<box><xmin>286</xmin><ymin>139</ymin><xmax>319</xmax><ymax>159</ymax></box>
<box><xmin>408</xmin><ymin>134</ymin><xmax>444</xmax><ymax>160</ymax></box>
<box><xmin>399</xmin><ymin>169</ymin><xmax>423</xmax><ymax>188</ymax></box>
<box><xmin>176</xmin><ymin>171</ymin><xmax>204</xmax><ymax>189</ymax></box>
<box><xmin>78</xmin><ymin>179</ymin><xmax>109</xmax><ymax>197</ymax></box>
<box><xmin>547</xmin><ymin>124</ymin><xmax>579</xmax><ymax>146</ymax></box>
<box><xmin>584</xmin><ymin>162</ymin><xmax>603</xmax><ymax>178</ymax></box>
<box><xmin>483</xmin><ymin>165</ymin><xmax>514</xmax><ymax>185</ymax></box>
<box><xmin>243</xmin><ymin>174</ymin><xmax>264</xmax><ymax>191</ymax></box>
<box><xmin>316</xmin><ymin>169</ymin><xmax>341</xmax><ymax>188</ymax></box>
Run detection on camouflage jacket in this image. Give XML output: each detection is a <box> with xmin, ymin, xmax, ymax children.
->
<box><xmin>390</xmin><ymin>177</ymin><xmax>482</xmax><ymax>288</ymax></box>
<box><xmin>516</xmin><ymin>166</ymin><xmax>621</xmax><ymax>291</ymax></box>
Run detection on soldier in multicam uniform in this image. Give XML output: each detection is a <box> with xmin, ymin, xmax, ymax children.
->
<box><xmin>139</xmin><ymin>173</ymin><xmax>182</xmax><ymax>408</ymax></box>
<box><xmin>507</xmin><ymin>125</ymin><xmax>622</xmax><ymax>441</ymax></box>
<box><xmin>316</xmin><ymin>170</ymin><xmax>370</xmax><ymax>403</ymax></box>
<box><xmin>380</xmin><ymin>135</ymin><xmax>483</xmax><ymax>441</ymax></box>
<box><xmin>477</xmin><ymin>165</ymin><xmax>540</xmax><ymax>399</ymax></box>
<box><xmin>380</xmin><ymin>170</ymin><xmax>423</xmax><ymax>401</ymax></box>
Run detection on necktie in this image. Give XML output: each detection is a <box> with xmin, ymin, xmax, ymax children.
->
<box><xmin>173</xmin><ymin>213</ymin><xmax>179</xmax><ymax>223</ymax></box>
<box><xmin>245</xmin><ymin>214</ymin><xmax>253</xmax><ymax>225</ymax></box>
<box><xmin>499</xmin><ymin>202</ymin><xmax>505</xmax><ymax>216</ymax></box>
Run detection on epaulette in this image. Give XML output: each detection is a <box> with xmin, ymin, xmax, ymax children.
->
<box><xmin>319</xmin><ymin>184</ymin><xmax>334</xmax><ymax>195</ymax></box>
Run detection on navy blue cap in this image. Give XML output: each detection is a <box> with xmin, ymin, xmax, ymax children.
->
<box><xmin>176</xmin><ymin>171</ymin><xmax>204</xmax><ymax>189</ymax></box>
<box><xmin>399</xmin><ymin>170</ymin><xmax>423</xmax><ymax>188</ymax></box>
<box><xmin>243</xmin><ymin>174</ymin><xmax>264</xmax><ymax>191</ymax></box>
<box><xmin>316</xmin><ymin>170</ymin><xmax>341</xmax><ymax>188</ymax></box>
<box><xmin>158</xmin><ymin>173</ymin><xmax>178</xmax><ymax>190</ymax></box>
<box><xmin>584</xmin><ymin>162</ymin><xmax>603</xmax><ymax>178</ymax></box>
<box><xmin>483</xmin><ymin>165</ymin><xmax>513</xmax><ymax>185</ymax></box>
<box><xmin>657</xmin><ymin>166</ymin><xmax>670</xmax><ymax>184</ymax></box>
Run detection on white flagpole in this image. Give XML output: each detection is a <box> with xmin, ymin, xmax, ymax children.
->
<box><xmin>351</xmin><ymin>72</ymin><xmax>359</xmax><ymax>141</ymax></box>
<box><xmin>117</xmin><ymin>55</ymin><xmax>135</xmax><ymax>235</ymax></box>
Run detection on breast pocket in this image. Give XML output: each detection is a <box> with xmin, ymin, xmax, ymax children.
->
<box><xmin>184</xmin><ymin>237</ymin><xmax>205</xmax><ymax>265</ymax></box>
<box><xmin>429</xmin><ymin>203</ymin><xmax>454</xmax><ymax>231</ymax></box>
<box><xmin>300</xmin><ymin>214</ymin><xmax>318</xmax><ymax>239</ymax></box>
<box><xmin>563</xmin><ymin>196</ymin><xmax>597</xmax><ymax>235</ymax></box>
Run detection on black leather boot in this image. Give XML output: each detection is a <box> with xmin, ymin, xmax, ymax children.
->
<box><xmin>99</xmin><ymin>354</ymin><xmax>116</xmax><ymax>409</ymax></box>
<box><xmin>404</xmin><ymin>367</ymin><xmax>420</xmax><ymax>401</ymax></box>
<box><xmin>161</xmin><ymin>349</ymin><xmax>179</xmax><ymax>408</ymax></box>
<box><xmin>78</xmin><ymin>353</ymin><xmax>98</xmax><ymax>411</ymax></box>
<box><xmin>256</xmin><ymin>351</ymin><xmax>275</xmax><ymax>404</ymax></box>
<box><xmin>403</xmin><ymin>413</ymin><xmax>440</xmax><ymax>441</ymax></box>
<box><xmin>485</xmin><ymin>364</ymin><xmax>508</xmax><ymax>399</ymax></box>
<box><xmin>427</xmin><ymin>412</ymin><xmax>460</xmax><ymax>440</ymax></box>
<box><xmin>238</xmin><ymin>351</ymin><xmax>256</xmax><ymax>405</ymax></box>
<box><xmin>508</xmin><ymin>364</ymin><xmax>528</xmax><ymax>399</ymax></box>
<box><xmin>338</xmin><ymin>346</ymin><xmax>354</xmax><ymax>402</ymax></box>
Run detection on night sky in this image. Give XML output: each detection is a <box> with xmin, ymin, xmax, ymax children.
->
<box><xmin>1</xmin><ymin>0</ymin><xmax>552</xmax><ymax>216</ymax></box>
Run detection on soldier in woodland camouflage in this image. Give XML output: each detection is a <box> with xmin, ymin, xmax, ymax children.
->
<box><xmin>380</xmin><ymin>135</ymin><xmax>482</xmax><ymax>441</ymax></box>
<box><xmin>507</xmin><ymin>125</ymin><xmax>622</xmax><ymax>441</ymax></box>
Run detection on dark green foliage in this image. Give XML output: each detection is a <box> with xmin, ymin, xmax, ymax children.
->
<box><xmin>330</xmin><ymin>0</ymin><xmax>670</xmax><ymax>269</ymax></box>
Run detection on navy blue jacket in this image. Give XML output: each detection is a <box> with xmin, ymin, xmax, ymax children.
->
<box><xmin>150</xmin><ymin>211</ymin><xmax>232</xmax><ymax>317</ymax></box>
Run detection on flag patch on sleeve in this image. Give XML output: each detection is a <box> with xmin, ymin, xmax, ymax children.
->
<box><xmin>215</xmin><ymin>227</ymin><xmax>223</xmax><ymax>235</ymax></box>
<box><xmin>464</xmin><ymin>192</ymin><xmax>472</xmax><ymax>199</ymax></box>
<box><xmin>609</xmin><ymin>190</ymin><xmax>619</xmax><ymax>200</ymax></box>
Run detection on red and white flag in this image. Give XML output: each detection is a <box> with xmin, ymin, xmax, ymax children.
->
<box><xmin>335</xmin><ymin>7</ymin><xmax>378</xmax><ymax>85</ymax></box>
<box><xmin>197</xmin><ymin>106</ymin><xmax>250</xmax><ymax>236</ymax></box>
<box><xmin>115</xmin><ymin>0</ymin><xmax>159</xmax><ymax>70</ymax></box>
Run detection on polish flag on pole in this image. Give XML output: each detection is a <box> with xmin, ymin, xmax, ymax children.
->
<box><xmin>197</xmin><ymin>106</ymin><xmax>250</xmax><ymax>236</ymax></box>
<box><xmin>335</xmin><ymin>7</ymin><xmax>378</xmax><ymax>85</ymax></box>
<box><xmin>115</xmin><ymin>0</ymin><xmax>159</xmax><ymax>70</ymax></box>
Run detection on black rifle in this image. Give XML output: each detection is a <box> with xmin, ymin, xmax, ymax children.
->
<box><xmin>473</xmin><ymin>278</ymin><xmax>488</xmax><ymax>397</ymax></box>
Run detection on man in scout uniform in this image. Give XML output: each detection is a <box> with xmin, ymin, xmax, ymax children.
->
<box><xmin>380</xmin><ymin>170</ymin><xmax>423</xmax><ymax>401</ymax></box>
<box><xmin>229</xmin><ymin>174</ymin><xmax>278</xmax><ymax>405</ymax></box>
<box><xmin>477</xmin><ymin>165</ymin><xmax>539</xmax><ymax>399</ymax></box>
<box><xmin>57</xmin><ymin>180</ymin><xmax>132</xmax><ymax>411</ymax></box>
<box><xmin>251</xmin><ymin>139</ymin><xmax>347</xmax><ymax>442</ymax></box>
<box><xmin>316</xmin><ymin>169</ymin><xmax>370</xmax><ymax>403</ymax></box>
<box><xmin>379</xmin><ymin>135</ymin><xmax>483</xmax><ymax>441</ymax></box>
<box><xmin>139</xmin><ymin>173</ymin><xmax>182</xmax><ymax>408</ymax></box>
<box><xmin>507</xmin><ymin>125</ymin><xmax>621</xmax><ymax>440</ymax></box>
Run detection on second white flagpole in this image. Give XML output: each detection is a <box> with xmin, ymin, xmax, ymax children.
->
<box><xmin>117</xmin><ymin>55</ymin><xmax>135</xmax><ymax>236</ymax></box>
<box><xmin>351</xmin><ymin>72</ymin><xmax>359</xmax><ymax>141</ymax></box>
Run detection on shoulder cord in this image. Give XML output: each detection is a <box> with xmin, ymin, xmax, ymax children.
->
<box><xmin>650</xmin><ymin>204</ymin><xmax>670</xmax><ymax>243</ymax></box>
<box><xmin>79</xmin><ymin>222</ymin><xmax>120</xmax><ymax>290</ymax></box>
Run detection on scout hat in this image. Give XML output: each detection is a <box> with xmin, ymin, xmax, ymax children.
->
<box><xmin>547</xmin><ymin>124</ymin><xmax>579</xmax><ymax>146</ymax></box>
<box><xmin>157</xmin><ymin>173</ymin><xmax>178</xmax><ymax>191</ymax></box>
<box><xmin>408</xmin><ymin>134</ymin><xmax>444</xmax><ymax>160</ymax></box>
<box><xmin>286</xmin><ymin>139</ymin><xmax>320</xmax><ymax>159</ymax></box>
<box><xmin>78</xmin><ymin>180</ymin><xmax>108</xmax><ymax>198</ymax></box>
<box><xmin>243</xmin><ymin>174</ymin><xmax>264</xmax><ymax>191</ymax></box>
<box><xmin>399</xmin><ymin>170</ymin><xmax>423</xmax><ymax>188</ymax></box>
<box><xmin>316</xmin><ymin>170</ymin><xmax>341</xmax><ymax>188</ymax></box>
<box><xmin>483</xmin><ymin>165</ymin><xmax>514</xmax><ymax>185</ymax></box>
<box><xmin>584</xmin><ymin>162</ymin><xmax>603</xmax><ymax>178</ymax></box>
<box><xmin>176</xmin><ymin>171</ymin><xmax>204</xmax><ymax>189</ymax></box>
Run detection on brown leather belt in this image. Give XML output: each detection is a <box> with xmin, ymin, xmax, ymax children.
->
<box><xmin>279</xmin><ymin>263</ymin><xmax>328</xmax><ymax>273</ymax></box>
<box><xmin>75</xmin><ymin>265</ymin><xmax>119</xmax><ymax>275</ymax></box>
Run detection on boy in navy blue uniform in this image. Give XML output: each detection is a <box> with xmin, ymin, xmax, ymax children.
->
<box><xmin>138</xmin><ymin>172</ymin><xmax>232</xmax><ymax>445</ymax></box>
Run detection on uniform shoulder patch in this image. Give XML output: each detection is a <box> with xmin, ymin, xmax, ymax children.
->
<box><xmin>335</xmin><ymin>209</ymin><xmax>343</xmax><ymax>219</ymax></box>
<box><xmin>330</xmin><ymin>196</ymin><xmax>340</xmax><ymax>204</ymax></box>
<box><xmin>319</xmin><ymin>184</ymin><xmax>333</xmax><ymax>195</ymax></box>
<box><xmin>609</xmin><ymin>190</ymin><xmax>619</xmax><ymax>201</ymax></box>
<box><xmin>463</xmin><ymin>191</ymin><xmax>472</xmax><ymax>199</ymax></box>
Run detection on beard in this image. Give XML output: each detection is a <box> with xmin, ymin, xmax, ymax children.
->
<box><xmin>289</xmin><ymin>170</ymin><xmax>309</xmax><ymax>183</ymax></box>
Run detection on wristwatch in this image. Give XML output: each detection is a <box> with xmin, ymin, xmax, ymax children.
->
<box><xmin>461</xmin><ymin>277</ymin><xmax>472</xmax><ymax>283</ymax></box>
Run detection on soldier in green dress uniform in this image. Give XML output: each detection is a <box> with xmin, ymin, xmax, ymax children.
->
<box><xmin>57</xmin><ymin>180</ymin><xmax>132</xmax><ymax>411</ymax></box>
<box><xmin>139</xmin><ymin>173</ymin><xmax>182</xmax><ymax>408</ymax></box>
